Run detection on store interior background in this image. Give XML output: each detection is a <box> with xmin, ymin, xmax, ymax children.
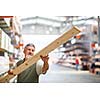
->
<box><xmin>0</xmin><ymin>16</ymin><xmax>100</xmax><ymax>81</ymax></box>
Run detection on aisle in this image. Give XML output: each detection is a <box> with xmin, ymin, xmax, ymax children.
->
<box><xmin>39</xmin><ymin>63</ymin><xmax>100</xmax><ymax>83</ymax></box>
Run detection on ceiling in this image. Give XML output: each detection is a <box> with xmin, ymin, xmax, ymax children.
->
<box><xmin>20</xmin><ymin>16</ymin><xmax>68</xmax><ymax>35</ymax></box>
<box><xmin>20</xmin><ymin>16</ymin><xmax>97</xmax><ymax>35</ymax></box>
<box><xmin>0</xmin><ymin>16</ymin><xmax>98</xmax><ymax>36</ymax></box>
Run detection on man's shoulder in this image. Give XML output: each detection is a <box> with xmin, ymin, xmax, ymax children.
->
<box><xmin>36</xmin><ymin>60</ymin><xmax>43</xmax><ymax>66</ymax></box>
<box><xmin>17</xmin><ymin>59</ymin><xmax>24</xmax><ymax>66</ymax></box>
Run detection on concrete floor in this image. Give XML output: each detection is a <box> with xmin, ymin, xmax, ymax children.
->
<box><xmin>39</xmin><ymin>63</ymin><xmax>100</xmax><ymax>83</ymax></box>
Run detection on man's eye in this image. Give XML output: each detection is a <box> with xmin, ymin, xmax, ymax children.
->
<box><xmin>32</xmin><ymin>50</ymin><xmax>34</xmax><ymax>52</ymax></box>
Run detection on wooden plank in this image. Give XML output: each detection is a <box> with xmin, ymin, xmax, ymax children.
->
<box><xmin>0</xmin><ymin>26</ymin><xmax>81</xmax><ymax>83</ymax></box>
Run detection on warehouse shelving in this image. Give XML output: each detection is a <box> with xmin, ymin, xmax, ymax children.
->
<box><xmin>0</xmin><ymin>16</ymin><xmax>23</xmax><ymax>76</ymax></box>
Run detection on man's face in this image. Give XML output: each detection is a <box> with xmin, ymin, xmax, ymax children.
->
<box><xmin>24</xmin><ymin>46</ymin><xmax>35</xmax><ymax>59</ymax></box>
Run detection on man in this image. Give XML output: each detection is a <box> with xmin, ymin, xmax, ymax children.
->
<box><xmin>75</xmin><ymin>57</ymin><xmax>79</xmax><ymax>70</ymax></box>
<box><xmin>16</xmin><ymin>43</ymin><xmax>49</xmax><ymax>83</ymax></box>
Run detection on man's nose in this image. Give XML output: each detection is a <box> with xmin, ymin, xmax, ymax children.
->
<box><xmin>29</xmin><ymin>51</ymin><xmax>33</xmax><ymax>54</ymax></box>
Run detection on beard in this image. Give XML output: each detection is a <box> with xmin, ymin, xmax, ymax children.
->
<box><xmin>25</xmin><ymin>54</ymin><xmax>33</xmax><ymax>60</ymax></box>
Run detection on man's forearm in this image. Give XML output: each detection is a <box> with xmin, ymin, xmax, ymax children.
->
<box><xmin>42</xmin><ymin>62</ymin><xmax>49</xmax><ymax>74</ymax></box>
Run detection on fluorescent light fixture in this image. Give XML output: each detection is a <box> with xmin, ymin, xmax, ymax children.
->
<box><xmin>39</xmin><ymin>16</ymin><xmax>66</xmax><ymax>22</ymax></box>
<box><xmin>85</xmin><ymin>20</ymin><xmax>98</xmax><ymax>25</ymax></box>
<box><xmin>21</xmin><ymin>18</ymin><xmax>61</xmax><ymax>27</ymax></box>
<box><xmin>21</xmin><ymin>19</ymin><xmax>37</xmax><ymax>25</ymax></box>
<box><xmin>71</xmin><ymin>39</ymin><xmax>76</xmax><ymax>44</ymax></box>
<box><xmin>31</xmin><ymin>25</ymin><xmax>35</xmax><ymax>29</ymax></box>
<box><xmin>49</xmin><ymin>27</ymin><xmax>53</xmax><ymax>31</ymax></box>
<box><xmin>59</xmin><ymin>47</ymin><xmax>66</xmax><ymax>51</ymax></box>
<box><xmin>46</xmin><ymin>30</ymin><xmax>50</xmax><ymax>34</ymax></box>
<box><xmin>72</xmin><ymin>20</ymin><xmax>85</xmax><ymax>25</ymax></box>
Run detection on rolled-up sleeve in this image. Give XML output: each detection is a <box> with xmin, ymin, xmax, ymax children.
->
<box><xmin>36</xmin><ymin>60</ymin><xmax>43</xmax><ymax>75</ymax></box>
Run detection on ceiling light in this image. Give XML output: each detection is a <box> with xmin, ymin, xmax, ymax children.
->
<box><xmin>49</xmin><ymin>27</ymin><xmax>53</xmax><ymax>31</ymax></box>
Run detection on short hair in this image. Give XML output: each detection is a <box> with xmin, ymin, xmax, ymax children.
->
<box><xmin>25</xmin><ymin>43</ymin><xmax>35</xmax><ymax>48</ymax></box>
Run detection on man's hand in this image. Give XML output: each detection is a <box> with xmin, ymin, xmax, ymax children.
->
<box><xmin>8</xmin><ymin>69</ymin><xmax>14</xmax><ymax>75</ymax></box>
<box><xmin>40</xmin><ymin>55</ymin><xmax>49</xmax><ymax>62</ymax></box>
<box><xmin>40</xmin><ymin>55</ymin><xmax>49</xmax><ymax>74</ymax></box>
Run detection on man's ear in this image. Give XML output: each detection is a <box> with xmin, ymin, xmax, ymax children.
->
<box><xmin>23</xmin><ymin>48</ymin><xmax>25</xmax><ymax>54</ymax></box>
